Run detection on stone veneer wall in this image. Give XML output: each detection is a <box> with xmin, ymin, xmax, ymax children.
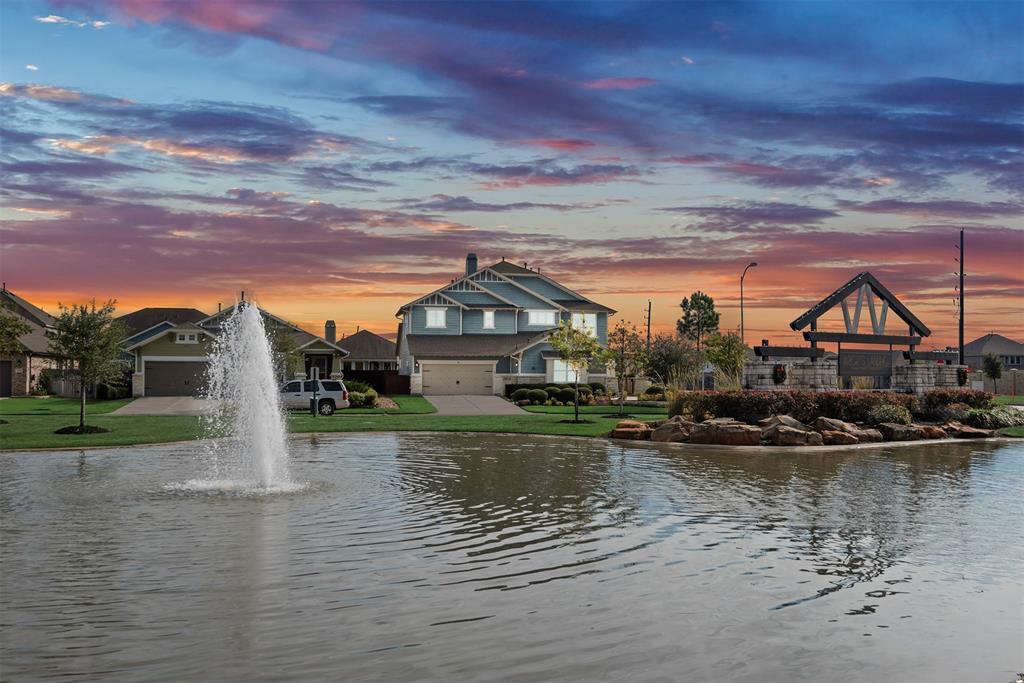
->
<box><xmin>1</xmin><ymin>353</ymin><xmax>56</xmax><ymax>396</ymax></box>
<box><xmin>743</xmin><ymin>360</ymin><xmax>839</xmax><ymax>392</ymax></box>
<box><xmin>409</xmin><ymin>373</ymin><xmax>423</xmax><ymax>395</ymax></box>
<box><xmin>892</xmin><ymin>364</ymin><xmax>966</xmax><ymax>395</ymax></box>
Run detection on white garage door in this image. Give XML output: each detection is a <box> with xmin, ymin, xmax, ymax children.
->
<box><xmin>421</xmin><ymin>362</ymin><xmax>493</xmax><ymax>395</ymax></box>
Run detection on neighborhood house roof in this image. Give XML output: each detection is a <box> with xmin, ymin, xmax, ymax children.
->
<box><xmin>963</xmin><ymin>333</ymin><xmax>1023</xmax><ymax>357</ymax></box>
<box><xmin>1</xmin><ymin>289</ymin><xmax>54</xmax><ymax>355</ymax></box>
<box><xmin>338</xmin><ymin>329</ymin><xmax>396</xmax><ymax>360</ymax></box>
<box><xmin>118</xmin><ymin>307</ymin><xmax>208</xmax><ymax>336</ymax></box>
<box><xmin>1</xmin><ymin>288</ymin><xmax>54</xmax><ymax>327</ymax></box>
<box><xmin>405</xmin><ymin>333</ymin><xmax>546</xmax><ymax>359</ymax></box>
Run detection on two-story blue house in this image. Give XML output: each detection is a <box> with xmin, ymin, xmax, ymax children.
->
<box><xmin>396</xmin><ymin>254</ymin><xmax>616</xmax><ymax>395</ymax></box>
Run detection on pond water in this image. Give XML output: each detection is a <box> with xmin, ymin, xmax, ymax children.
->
<box><xmin>1</xmin><ymin>434</ymin><xmax>1022</xmax><ymax>682</ymax></box>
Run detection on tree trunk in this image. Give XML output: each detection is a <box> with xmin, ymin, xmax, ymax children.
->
<box><xmin>573</xmin><ymin>375</ymin><xmax>580</xmax><ymax>423</ymax></box>
<box><xmin>618</xmin><ymin>375</ymin><xmax>626</xmax><ymax>416</ymax></box>
<box><xmin>79</xmin><ymin>377</ymin><xmax>87</xmax><ymax>431</ymax></box>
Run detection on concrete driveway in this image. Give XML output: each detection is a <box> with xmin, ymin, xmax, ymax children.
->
<box><xmin>112</xmin><ymin>397</ymin><xmax>213</xmax><ymax>416</ymax></box>
<box><xmin>424</xmin><ymin>395</ymin><xmax>526</xmax><ymax>416</ymax></box>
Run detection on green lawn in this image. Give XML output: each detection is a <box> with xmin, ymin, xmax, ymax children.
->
<box><xmin>522</xmin><ymin>404</ymin><xmax>667</xmax><ymax>417</ymax></box>
<box><xmin>0</xmin><ymin>415</ymin><xmax>203</xmax><ymax>450</ymax></box>
<box><xmin>0</xmin><ymin>397</ymin><xmax>133</xmax><ymax>416</ymax></box>
<box><xmin>999</xmin><ymin>426</ymin><xmax>1024</xmax><ymax>437</ymax></box>
<box><xmin>287</xmin><ymin>413</ymin><xmax>615</xmax><ymax>438</ymax></box>
<box><xmin>336</xmin><ymin>395</ymin><xmax>437</xmax><ymax>415</ymax></box>
<box><xmin>994</xmin><ymin>395</ymin><xmax>1024</xmax><ymax>406</ymax></box>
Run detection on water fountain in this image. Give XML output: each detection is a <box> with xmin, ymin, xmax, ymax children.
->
<box><xmin>191</xmin><ymin>301</ymin><xmax>294</xmax><ymax>492</ymax></box>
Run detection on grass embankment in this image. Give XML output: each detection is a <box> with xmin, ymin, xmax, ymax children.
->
<box><xmin>994</xmin><ymin>395</ymin><xmax>1024</xmax><ymax>406</ymax></box>
<box><xmin>339</xmin><ymin>395</ymin><xmax>437</xmax><ymax>414</ymax></box>
<box><xmin>0</xmin><ymin>397</ymin><xmax>133</xmax><ymax>416</ymax></box>
<box><xmin>1</xmin><ymin>395</ymin><xmax>617</xmax><ymax>450</ymax></box>
<box><xmin>999</xmin><ymin>426</ymin><xmax>1024</xmax><ymax>437</ymax></box>
<box><xmin>522</xmin><ymin>404</ymin><xmax>667</xmax><ymax>417</ymax></box>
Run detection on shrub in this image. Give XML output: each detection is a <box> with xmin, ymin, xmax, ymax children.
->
<box><xmin>668</xmin><ymin>389</ymin><xmax>923</xmax><ymax>425</ymax></box>
<box><xmin>558</xmin><ymin>387</ymin><xmax>577</xmax><ymax>403</ymax></box>
<box><xmin>511</xmin><ymin>388</ymin><xmax>531</xmax><ymax>402</ymax></box>
<box><xmin>963</xmin><ymin>406</ymin><xmax>1024</xmax><ymax>430</ymax></box>
<box><xmin>348</xmin><ymin>391</ymin><xmax>367</xmax><ymax>407</ymax></box>
<box><xmin>588</xmin><ymin>382</ymin><xmax>606</xmax><ymax>394</ymax></box>
<box><xmin>772</xmin><ymin>364</ymin><xmax>787</xmax><ymax>385</ymax></box>
<box><xmin>668</xmin><ymin>391</ymin><xmax>712</xmax><ymax>421</ymax></box>
<box><xmin>957</xmin><ymin>366</ymin><xmax>968</xmax><ymax>387</ymax></box>
<box><xmin>867</xmin><ymin>403</ymin><xmax>912</xmax><ymax>426</ymax></box>
<box><xmin>644</xmin><ymin>385</ymin><xmax>665</xmax><ymax>396</ymax></box>
<box><xmin>345</xmin><ymin>379</ymin><xmax>373</xmax><ymax>394</ymax></box>
<box><xmin>545</xmin><ymin>386</ymin><xmax>563</xmax><ymax>399</ymax></box>
<box><xmin>921</xmin><ymin>388</ymin><xmax>992</xmax><ymax>417</ymax></box>
<box><xmin>364</xmin><ymin>388</ymin><xmax>379</xmax><ymax>407</ymax></box>
<box><xmin>816</xmin><ymin>391</ymin><xmax>919</xmax><ymax>423</ymax></box>
<box><xmin>527</xmin><ymin>389</ymin><xmax>549</xmax><ymax>404</ymax></box>
<box><xmin>936</xmin><ymin>401</ymin><xmax>971</xmax><ymax>423</ymax></box>
<box><xmin>577</xmin><ymin>385</ymin><xmax>593</xmax><ymax>396</ymax></box>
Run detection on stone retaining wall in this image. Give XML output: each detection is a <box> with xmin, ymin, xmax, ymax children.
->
<box><xmin>744</xmin><ymin>360</ymin><xmax>839</xmax><ymax>391</ymax></box>
<box><xmin>892</xmin><ymin>364</ymin><xmax>966</xmax><ymax>395</ymax></box>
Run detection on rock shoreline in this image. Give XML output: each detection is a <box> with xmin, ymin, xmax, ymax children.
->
<box><xmin>609</xmin><ymin>414</ymin><xmax>996</xmax><ymax>446</ymax></box>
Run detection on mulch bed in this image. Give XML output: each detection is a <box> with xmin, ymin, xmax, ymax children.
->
<box><xmin>54</xmin><ymin>425</ymin><xmax>109</xmax><ymax>435</ymax></box>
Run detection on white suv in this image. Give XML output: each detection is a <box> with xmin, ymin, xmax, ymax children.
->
<box><xmin>280</xmin><ymin>379</ymin><xmax>350</xmax><ymax>415</ymax></box>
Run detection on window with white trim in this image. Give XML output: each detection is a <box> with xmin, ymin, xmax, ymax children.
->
<box><xmin>483</xmin><ymin>310</ymin><xmax>495</xmax><ymax>329</ymax></box>
<box><xmin>571</xmin><ymin>313</ymin><xmax>598</xmax><ymax>337</ymax></box>
<box><xmin>425</xmin><ymin>307</ymin><xmax>447</xmax><ymax>328</ymax></box>
<box><xmin>552</xmin><ymin>360</ymin><xmax>578</xmax><ymax>383</ymax></box>
<box><xmin>528</xmin><ymin>310</ymin><xmax>557</xmax><ymax>327</ymax></box>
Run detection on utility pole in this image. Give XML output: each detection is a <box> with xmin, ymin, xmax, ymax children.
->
<box><xmin>644</xmin><ymin>300</ymin><xmax>652</xmax><ymax>351</ymax></box>
<box><xmin>956</xmin><ymin>229</ymin><xmax>965</xmax><ymax>365</ymax></box>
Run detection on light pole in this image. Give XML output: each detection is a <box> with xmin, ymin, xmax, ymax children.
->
<box><xmin>740</xmin><ymin>262</ymin><xmax>757</xmax><ymax>347</ymax></box>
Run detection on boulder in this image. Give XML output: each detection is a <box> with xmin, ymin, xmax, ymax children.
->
<box><xmin>651</xmin><ymin>418</ymin><xmax>694</xmax><ymax>443</ymax></box>
<box><xmin>877</xmin><ymin>422</ymin><xmax>922</xmax><ymax>441</ymax></box>
<box><xmin>759</xmin><ymin>414</ymin><xmax>809</xmax><ymax>431</ymax></box>
<box><xmin>813</xmin><ymin>416</ymin><xmax>882</xmax><ymax>443</ymax></box>
<box><xmin>943</xmin><ymin>421</ymin><xmax>994</xmax><ymax>439</ymax></box>
<box><xmin>916</xmin><ymin>424</ymin><xmax>947</xmax><ymax>439</ymax></box>
<box><xmin>689</xmin><ymin>420</ymin><xmax>762</xmax><ymax>446</ymax></box>
<box><xmin>821</xmin><ymin>429</ymin><xmax>859</xmax><ymax>446</ymax></box>
<box><xmin>764</xmin><ymin>424</ymin><xmax>824</xmax><ymax>446</ymax></box>
<box><xmin>610</xmin><ymin>420</ymin><xmax>652</xmax><ymax>440</ymax></box>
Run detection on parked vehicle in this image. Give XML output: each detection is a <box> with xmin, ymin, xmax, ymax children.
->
<box><xmin>279</xmin><ymin>379</ymin><xmax>349</xmax><ymax>415</ymax></box>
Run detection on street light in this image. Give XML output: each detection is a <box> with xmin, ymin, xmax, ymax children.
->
<box><xmin>740</xmin><ymin>262</ymin><xmax>758</xmax><ymax>347</ymax></box>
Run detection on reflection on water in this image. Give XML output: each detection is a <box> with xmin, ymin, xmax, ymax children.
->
<box><xmin>1</xmin><ymin>434</ymin><xmax>1021</xmax><ymax>682</ymax></box>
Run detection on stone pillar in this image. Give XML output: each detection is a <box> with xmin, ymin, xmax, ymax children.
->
<box><xmin>743</xmin><ymin>360</ymin><xmax>838</xmax><ymax>391</ymax></box>
<box><xmin>410</xmin><ymin>373</ymin><xmax>423</xmax><ymax>395</ymax></box>
<box><xmin>892</xmin><ymin>364</ymin><xmax>967</xmax><ymax>394</ymax></box>
<box><xmin>132</xmin><ymin>373</ymin><xmax>145</xmax><ymax>397</ymax></box>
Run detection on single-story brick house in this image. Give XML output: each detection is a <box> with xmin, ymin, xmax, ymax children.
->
<box><xmin>0</xmin><ymin>287</ymin><xmax>57</xmax><ymax>397</ymax></box>
<box><xmin>123</xmin><ymin>304</ymin><xmax>348</xmax><ymax>397</ymax></box>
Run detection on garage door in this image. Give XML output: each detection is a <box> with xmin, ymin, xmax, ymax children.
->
<box><xmin>144</xmin><ymin>361</ymin><xmax>208</xmax><ymax>397</ymax></box>
<box><xmin>421</xmin><ymin>362</ymin><xmax>493</xmax><ymax>395</ymax></box>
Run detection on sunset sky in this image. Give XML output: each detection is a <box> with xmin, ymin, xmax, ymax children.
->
<box><xmin>1</xmin><ymin>0</ymin><xmax>1021</xmax><ymax>348</ymax></box>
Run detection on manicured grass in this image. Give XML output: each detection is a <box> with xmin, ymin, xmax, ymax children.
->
<box><xmin>0</xmin><ymin>397</ymin><xmax>133</xmax><ymax>416</ymax></box>
<box><xmin>994</xmin><ymin>395</ymin><xmax>1024</xmax><ymax>406</ymax></box>
<box><xmin>522</xmin><ymin>404</ymin><xmax>667</xmax><ymax>416</ymax></box>
<box><xmin>337</xmin><ymin>395</ymin><xmax>437</xmax><ymax>415</ymax></box>
<box><xmin>288</xmin><ymin>413</ymin><xmax>614</xmax><ymax>438</ymax></box>
<box><xmin>999</xmin><ymin>426</ymin><xmax>1024</xmax><ymax>437</ymax></box>
<box><xmin>0</xmin><ymin>415</ymin><xmax>202</xmax><ymax>450</ymax></box>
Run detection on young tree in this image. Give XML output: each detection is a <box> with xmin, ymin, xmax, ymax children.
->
<box><xmin>982</xmin><ymin>353</ymin><xmax>1003</xmax><ymax>381</ymax></box>
<box><xmin>704</xmin><ymin>331</ymin><xmax>748</xmax><ymax>390</ymax></box>
<box><xmin>0</xmin><ymin>304</ymin><xmax>31</xmax><ymax>357</ymax></box>
<box><xmin>606</xmin><ymin>321</ymin><xmax>648</xmax><ymax>416</ymax></box>
<box><xmin>646</xmin><ymin>334</ymin><xmax>705</xmax><ymax>390</ymax></box>
<box><xmin>47</xmin><ymin>300</ymin><xmax>127</xmax><ymax>433</ymax></box>
<box><xmin>677</xmin><ymin>291</ymin><xmax>720</xmax><ymax>350</ymax></box>
<box><xmin>270</xmin><ymin>326</ymin><xmax>303</xmax><ymax>382</ymax></box>
<box><xmin>546</xmin><ymin>321</ymin><xmax>610</xmax><ymax>423</ymax></box>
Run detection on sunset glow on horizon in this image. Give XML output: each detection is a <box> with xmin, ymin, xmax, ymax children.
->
<box><xmin>1</xmin><ymin>1</ymin><xmax>1021</xmax><ymax>349</ymax></box>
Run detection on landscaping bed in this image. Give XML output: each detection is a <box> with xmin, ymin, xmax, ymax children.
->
<box><xmin>610</xmin><ymin>388</ymin><xmax>1024</xmax><ymax>446</ymax></box>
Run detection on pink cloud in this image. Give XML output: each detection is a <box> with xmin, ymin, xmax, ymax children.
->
<box><xmin>519</xmin><ymin>138</ymin><xmax>596</xmax><ymax>151</ymax></box>
<box><xmin>582</xmin><ymin>77</ymin><xmax>657</xmax><ymax>91</ymax></box>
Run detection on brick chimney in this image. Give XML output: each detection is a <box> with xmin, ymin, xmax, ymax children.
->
<box><xmin>324</xmin><ymin>320</ymin><xmax>336</xmax><ymax>344</ymax></box>
<box><xmin>466</xmin><ymin>252</ymin><xmax>478</xmax><ymax>276</ymax></box>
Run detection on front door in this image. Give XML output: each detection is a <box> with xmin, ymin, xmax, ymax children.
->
<box><xmin>0</xmin><ymin>360</ymin><xmax>12</xmax><ymax>397</ymax></box>
<box><xmin>305</xmin><ymin>355</ymin><xmax>332</xmax><ymax>380</ymax></box>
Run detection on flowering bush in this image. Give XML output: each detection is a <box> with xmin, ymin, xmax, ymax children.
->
<box><xmin>772</xmin><ymin>364</ymin><xmax>787</xmax><ymax>385</ymax></box>
<box><xmin>866</xmin><ymin>403</ymin><xmax>912</xmax><ymax>426</ymax></box>
<box><xmin>957</xmin><ymin>366</ymin><xmax>969</xmax><ymax>387</ymax></box>
<box><xmin>669</xmin><ymin>389</ymin><xmax>923</xmax><ymax>425</ymax></box>
<box><xmin>921</xmin><ymin>388</ymin><xmax>992</xmax><ymax>417</ymax></box>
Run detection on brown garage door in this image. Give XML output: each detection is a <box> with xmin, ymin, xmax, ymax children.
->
<box><xmin>144</xmin><ymin>361</ymin><xmax>208</xmax><ymax>397</ymax></box>
<box><xmin>421</xmin><ymin>362</ymin><xmax>492</xmax><ymax>395</ymax></box>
